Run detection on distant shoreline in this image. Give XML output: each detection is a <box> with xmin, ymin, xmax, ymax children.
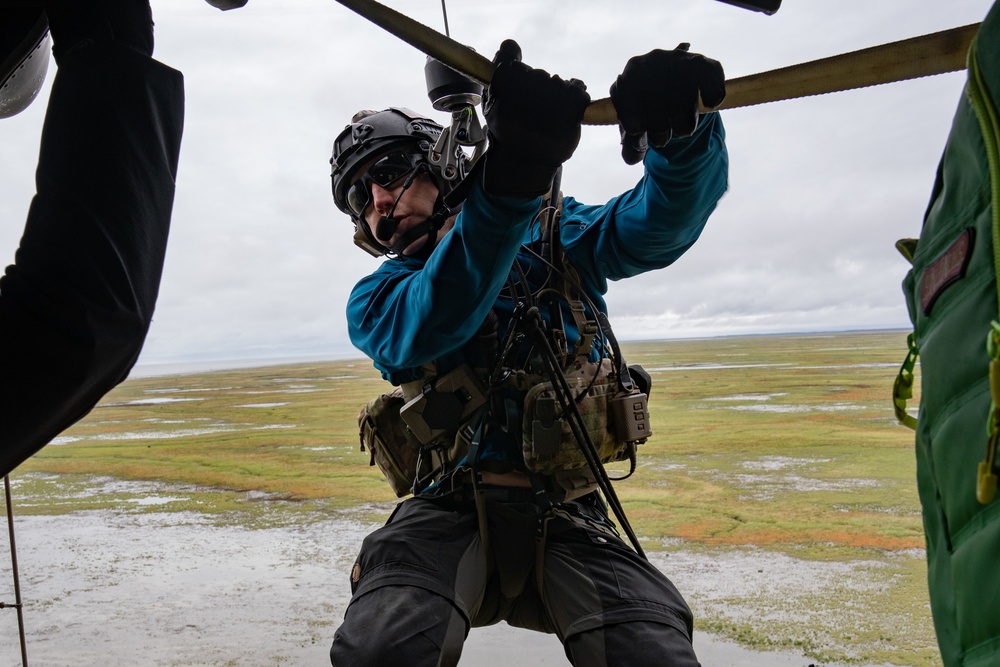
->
<box><xmin>131</xmin><ymin>328</ymin><xmax>910</xmax><ymax>379</ymax></box>
<box><xmin>129</xmin><ymin>353</ymin><xmax>362</xmax><ymax>379</ymax></box>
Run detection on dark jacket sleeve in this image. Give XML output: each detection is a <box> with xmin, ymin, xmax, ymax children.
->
<box><xmin>0</xmin><ymin>42</ymin><xmax>184</xmax><ymax>475</ymax></box>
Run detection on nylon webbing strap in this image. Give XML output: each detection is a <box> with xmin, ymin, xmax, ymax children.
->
<box><xmin>722</xmin><ymin>23</ymin><xmax>980</xmax><ymax>109</ymax></box>
<box><xmin>967</xmin><ymin>35</ymin><xmax>1000</xmax><ymax>505</ymax></box>
<box><xmin>585</xmin><ymin>23</ymin><xmax>981</xmax><ymax>122</ymax></box>
<box><xmin>967</xmin><ymin>38</ymin><xmax>1000</xmax><ymax>315</ymax></box>
<box><xmin>330</xmin><ymin>0</ymin><xmax>979</xmax><ymax>124</ymax></box>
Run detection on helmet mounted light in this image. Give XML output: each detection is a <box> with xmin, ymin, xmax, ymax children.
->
<box><xmin>0</xmin><ymin>9</ymin><xmax>51</xmax><ymax>120</ymax></box>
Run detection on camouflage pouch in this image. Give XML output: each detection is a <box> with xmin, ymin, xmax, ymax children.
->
<box><xmin>358</xmin><ymin>388</ymin><xmax>427</xmax><ymax>498</ymax></box>
<box><xmin>358</xmin><ymin>386</ymin><xmax>476</xmax><ymax>498</ymax></box>
<box><xmin>521</xmin><ymin>358</ymin><xmax>634</xmax><ymax>474</ymax></box>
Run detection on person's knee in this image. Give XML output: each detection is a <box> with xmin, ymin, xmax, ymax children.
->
<box><xmin>565</xmin><ymin>620</ymin><xmax>700</xmax><ymax>667</ymax></box>
<box><xmin>330</xmin><ymin>585</ymin><xmax>467</xmax><ymax>667</ymax></box>
<box><xmin>330</xmin><ymin>628</ymin><xmax>441</xmax><ymax>666</ymax></box>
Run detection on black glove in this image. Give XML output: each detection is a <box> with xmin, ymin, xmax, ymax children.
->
<box><xmin>482</xmin><ymin>39</ymin><xmax>591</xmax><ymax>197</ymax></box>
<box><xmin>204</xmin><ymin>0</ymin><xmax>249</xmax><ymax>9</ymax></box>
<box><xmin>45</xmin><ymin>0</ymin><xmax>154</xmax><ymax>64</ymax></box>
<box><xmin>609</xmin><ymin>44</ymin><xmax>725</xmax><ymax>165</ymax></box>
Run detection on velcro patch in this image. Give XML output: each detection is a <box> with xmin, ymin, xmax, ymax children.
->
<box><xmin>921</xmin><ymin>227</ymin><xmax>975</xmax><ymax>315</ymax></box>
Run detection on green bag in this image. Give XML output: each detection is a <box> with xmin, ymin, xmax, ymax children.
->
<box><xmin>897</xmin><ymin>6</ymin><xmax>1000</xmax><ymax>665</ymax></box>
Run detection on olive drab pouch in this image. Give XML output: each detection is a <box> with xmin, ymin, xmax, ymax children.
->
<box><xmin>358</xmin><ymin>372</ymin><xmax>479</xmax><ymax>498</ymax></box>
<box><xmin>521</xmin><ymin>358</ymin><xmax>644</xmax><ymax>475</ymax></box>
<box><xmin>358</xmin><ymin>388</ymin><xmax>428</xmax><ymax>498</ymax></box>
<box><xmin>896</xmin><ymin>8</ymin><xmax>1000</xmax><ymax>665</ymax></box>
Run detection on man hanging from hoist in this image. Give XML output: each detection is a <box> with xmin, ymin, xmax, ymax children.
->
<box><xmin>328</xmin><ymin>38</ymin><xmax>728</xmax><ymax>667</ymax></box>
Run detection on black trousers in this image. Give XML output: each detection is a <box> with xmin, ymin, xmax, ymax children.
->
<box><xmin>330</xmin><ymin>490</ymin><xmax>701</xmax><ymax>667</ymax></box>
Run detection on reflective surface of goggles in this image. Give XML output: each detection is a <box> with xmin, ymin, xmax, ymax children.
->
<box><xmin>346</xmin><ymin>151</ymin><xmax>423</xmax><ymax>216</ymax></box>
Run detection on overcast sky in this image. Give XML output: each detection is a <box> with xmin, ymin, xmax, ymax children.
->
<box><xmin>1</xmin><ymin>0</ymin><xmax>993</xmax><ymax>369</ymax></box>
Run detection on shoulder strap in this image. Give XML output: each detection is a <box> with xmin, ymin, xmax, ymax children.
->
<box><xmin>967</xmin><ymin>36</ymin><xmax>1000</xmax><ymax>505</ymax></box>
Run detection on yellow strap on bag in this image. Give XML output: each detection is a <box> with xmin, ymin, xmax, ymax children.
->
<box><xmin>967</xmin><ymin>37</ymin><xmax>1000</xmax><ymax>504</ymax></box>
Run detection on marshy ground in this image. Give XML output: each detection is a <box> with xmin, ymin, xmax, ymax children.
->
<box><xmin>0</xmin><ymin>331</ymin><xmax>936</xmax><ymax>666</ymax></box>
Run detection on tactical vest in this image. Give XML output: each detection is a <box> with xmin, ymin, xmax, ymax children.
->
<box><xmin>358</xmin><ymin>342</ymin><xmax>647</xmax><ymax>499</ymax></box>
<box><xmin>357</xmin><ymin>196</ymin><xmax>650</xmax><ymax>499</ymax></box>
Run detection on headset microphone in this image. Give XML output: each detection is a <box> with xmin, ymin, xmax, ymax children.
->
<box><xmin>386</xmin><ymin>205</ymin><xmax>450</xmax><ymax>257</ymax></box>
<box><xmin>373</xmin><ymin>165</ymin><xmax>428</xmax><ymax>242</ymax></box>
<box><xmin>375</xmin><ymin>215</ymin><xmax>398</xmax><ymax>242</ymax></box>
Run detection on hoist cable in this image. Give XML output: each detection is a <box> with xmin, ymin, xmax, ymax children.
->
<box><xmin>3</xmin><ymin>476</ymin><xmax>28</xmax><ymax>666</ymax></box>
<box><xmin>523</xmin><ymin>308</ymin><xmax>647</xmax><ymax>559</ymax></box>
<box><xmin>439</xmin><ymin>0</ymin><xmax>450</xmax><ymax>38</ymax></box>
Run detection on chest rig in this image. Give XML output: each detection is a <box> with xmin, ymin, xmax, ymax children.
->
<box><xmin>357</xmin><ymin>176</ymin><xmax>653</xmax><ymax>552</ymax></box>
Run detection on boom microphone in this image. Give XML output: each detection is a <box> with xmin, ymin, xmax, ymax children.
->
<box><xmin>375</xmin><ymin>215</ymin><xmax>398</xmax><ymax>242</ymax></box>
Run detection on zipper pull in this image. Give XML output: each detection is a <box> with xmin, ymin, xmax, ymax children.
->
<box><xmin>892</xmin><ymin>333</ymin><xmax>918</xmax><ymax>429</ymax></box>
<box><xmin>978</xmin><ymin>404</ymin><xmax>998</xmax><ymax>504</ymax></box>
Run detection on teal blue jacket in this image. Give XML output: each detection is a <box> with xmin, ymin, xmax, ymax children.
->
<box><xmin>348</xmin><ymin>112</ymin><xmax>728</xmax><ymax>393</ymax></box>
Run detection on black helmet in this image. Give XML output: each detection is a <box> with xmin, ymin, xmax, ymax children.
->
<box><xmin>330</xmin><ymin>107</ymin><xmax>471</xmax><ymax>256</ymax></box>
<box><xmin>0</xmin><ymin>9</ymin><xmax>50</xmax><ymax>120</ymax></box>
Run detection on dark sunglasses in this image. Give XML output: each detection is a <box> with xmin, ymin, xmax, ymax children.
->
<box><xmin>346</xmin><ymin>151</ymin><xmax>424</xmax><ymax>217</ymax></box>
